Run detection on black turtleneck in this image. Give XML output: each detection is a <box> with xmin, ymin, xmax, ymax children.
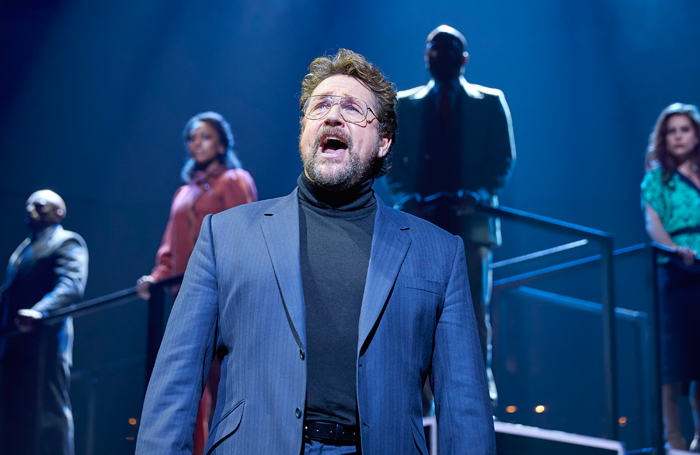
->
<box><xmin>297</xmin><ymin>173</ymin><xmax>376</xmax><ymax>427</ymax></box>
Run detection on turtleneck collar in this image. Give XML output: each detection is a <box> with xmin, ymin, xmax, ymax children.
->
<box><xmin>297</xmin><ymin>173</ymin><xmax>375</xmax><ymax>211</ymax></box>
<box><xmin>191</xmin><ymin>162</ymin><xmax>227</xmax><ymax>185</ymax></box>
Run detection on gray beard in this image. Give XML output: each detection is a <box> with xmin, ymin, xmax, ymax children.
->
<box><xmin>300</xmin><ymin>128</ymin><xmax>377</xmax><ymax>190</ymax></box>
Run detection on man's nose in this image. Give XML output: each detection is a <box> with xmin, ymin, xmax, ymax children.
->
<box><xmin>324</xmin><ymin>103</ymin><xmax>344</xmax><ymax>125</ymax></box>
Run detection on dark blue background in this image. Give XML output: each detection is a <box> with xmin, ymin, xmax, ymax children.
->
<box><xmin>1</xmin><ymin>0</ymin><xmax>699</xmax><ymax>452</ymax></box>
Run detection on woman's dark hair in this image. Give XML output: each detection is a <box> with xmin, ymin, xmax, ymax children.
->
<box><xmin>299</xmin><ymin>49</ymin><xmax>398</xmax><ymax>178</ymax></box>
<box><xmin>181</xmin><ymin>111</ymin><xmax>241</xmax><ymax>183</ymax></box>
<box><xmin>645</xmin><ymin>103</ymin><xmax>700</xmax><ymax>183</ymax></box>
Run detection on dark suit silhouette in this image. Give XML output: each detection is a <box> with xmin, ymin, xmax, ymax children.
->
<box><xmin>383</xmin><ymin>75</ymin><xmax>515</xmax><ymax>404</ymax></box>
<box><xmin>0</xmin><ymin>225</ymin><xmax>88</xmax><ymax>455</ymax></box>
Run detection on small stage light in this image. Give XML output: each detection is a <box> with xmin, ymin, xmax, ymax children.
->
<box><xmin>535</xmin><ymin>405</ymin><xmax>546</xmax><ymax>413</ymax></box>
<box><xmin>505</xmin><ymin>406</ymin><xmax>517</xmax><ymax>413</ymax></box>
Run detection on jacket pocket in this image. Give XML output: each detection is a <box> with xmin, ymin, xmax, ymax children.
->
<box><xmin>398</xmin><ymin>275</ymin><xmax>445</xmax><ymax>297</ymax></box>
<box><xmin>206</xmin><ymin>398</ymin><xmax>245</xmax><ymax>454</ymax></box>
<box><xmin>410</xmin><ymin>416</ymin><xmax>429</xmax><ymax>455</ymax></box>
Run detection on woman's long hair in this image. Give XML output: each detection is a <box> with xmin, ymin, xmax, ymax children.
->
<box><xmin>181</xmin><ymin>112</ymin><xmax>241</xmax><ymax>183</ymax></box>
<box><xmin>645</xmin><ymin>103</ymin><xmax>700</xmax><ymax>183</ymax></box>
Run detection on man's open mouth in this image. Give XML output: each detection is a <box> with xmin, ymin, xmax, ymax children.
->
<box><xmin>323</xmin><ymin>136</ymin><xmax>347</xmax><ymax>150</ymax></box>
<box><xmin>319</xmin><ymin>132</ymin><xmax>350</xmax><ymax>156</ymax></box>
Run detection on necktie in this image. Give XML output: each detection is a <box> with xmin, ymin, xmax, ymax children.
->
<box><xmin>438</xmin><ymin>86</ymin><xmax>451</xmax><ymax>125</ymax></box>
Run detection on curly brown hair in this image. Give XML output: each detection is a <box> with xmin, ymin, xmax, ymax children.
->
<box><xmin>299</xmin><ymin>48</ymin><xmax>397</xmax><ymax>178</ymax></box>
<box><xmin>645</xmin><ymin>103</ymin><xmax>700</xmax><ymax>183</ymax></box>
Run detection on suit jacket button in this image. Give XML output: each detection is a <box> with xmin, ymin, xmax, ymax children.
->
<box><xmin>295</xmin><ymin>408</ymin><xmax>302</xmax><ymax>419</ymax></box>
<box><xmin>299</xmin><ymin>349</ymin><xmax>305</xmax><ymax>360</ymax></box>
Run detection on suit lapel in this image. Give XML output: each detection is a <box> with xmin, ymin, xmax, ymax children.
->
<box><xmin>260</xmin><ymin>190</ymin><xmax>306</xmax><ymax>349</ymax></box>
<box><xmin>357</xmin><ymin>199</ymin><xmax>411</xmax><ymax>353</ymax></box>
<box><xmin>3</xmin><ymin>238</ymin><xmax>30</xmax><ymax>288</ymax></box>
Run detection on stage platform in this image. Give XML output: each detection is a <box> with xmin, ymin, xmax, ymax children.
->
<box><xmin>423</xmin><ymin>417</ymin><xmax>627</xmax><ymax>454</ymax></box>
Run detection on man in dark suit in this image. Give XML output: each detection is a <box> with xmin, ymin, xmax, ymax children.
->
<box><xmin>382</xmin><ymin>25</ymin><xmax>516</xmax><ymax>407</ymax></box>
<box><xmin>136</xmin><ymin>49</ymin><xmax>495</xmax><ymax>455</ymax></box>
<box><xmin>0</xmin><ymin>190</ymin><xmax>89</xmax><ymax>455</ymax></box>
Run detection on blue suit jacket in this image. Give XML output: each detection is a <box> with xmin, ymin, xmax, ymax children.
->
<box><xmin>136</xmin><ymin>190</ymin><xmax>495</xmax><ymax>455</ymax></box>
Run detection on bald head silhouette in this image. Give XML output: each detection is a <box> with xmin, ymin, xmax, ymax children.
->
<box><xmin>25</xmin><ymin>190</ymin><xmax>67</xmax><ymax>233</ymax></box>
<box><xmin>425</xmin><ymin>25</ymin><xmax>469</xmax><ymax>83</ymax></box>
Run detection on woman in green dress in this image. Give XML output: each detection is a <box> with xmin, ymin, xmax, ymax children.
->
<box><xmin>641</xmin><ymin>103</ymin><xmax>700</xmax><ymax>451</ymax></box>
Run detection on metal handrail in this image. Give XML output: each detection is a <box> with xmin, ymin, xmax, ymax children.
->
<box><xmin>476</xmin><ymin>204</ymin><xmax>612</xmax><ymax>240</ymax></box>
<box><xmin>491</xmin><ymin>239</ymin><xmax>589</xmax><ymax>269</ymax></box>
<box><xmin>493</xmin><ymin>243</ymin><xmax>647</xmax><ymax>290</ymax></box>
<box><xmin>474</xmin><ymin>203</ymin><xmax>619</xmax><ymax>441</ymax></box>
<box><xmin>0</xmin><ymin>274</ymin><xmax>184</xmax><ymax>339</ymax></box>
<box><xmin>493</xmin><ymin>242</ymin><xmax>698</xmax><ymax>291</ymax></box>
<box><xmin>492</xmin><ymin>241</ymin><xmax>695</xmax><ymax>453</ymax></box>
<box><xmin>0</xmin><ymin>271</ymin><xmax>184</xmax><ymax>387</ymax></box>
<box><xmin>45</xmin><ymin>274</ymin><xmax>184</xmax><ymax>322</ymax></box>
<box><xmin>3</xmin><ymin>199</ymin><xmax>627</xmax><ymax>440</ymax></box>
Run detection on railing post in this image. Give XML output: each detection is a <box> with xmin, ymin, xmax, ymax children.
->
<box><xmin>600</xmin><ymin>237</ymin><xmax>618</xmax><ymax>441</ymax></box>
<box><xmin>33</xmin><ymin>325</ymin><xmax>47</xmax><ymax>455</ymax></box>
<box><xmin>145</xmin><ymin>284</ymin><xmax>165</xmax><ymax>388</ymax></box>
<box><xmin>646</xmin><ymin>245</ymin><xmax>664</xmax><ymax>454</ymax></box>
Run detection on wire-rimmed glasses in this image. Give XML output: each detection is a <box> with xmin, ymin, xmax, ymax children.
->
<box><xmin>303</xmin><ymin>95</ymin><xmax>377</xmax><ymax>124</ymax></box>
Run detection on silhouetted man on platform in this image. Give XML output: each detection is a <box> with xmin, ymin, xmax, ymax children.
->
<box><xmin>383</xmin><ymin>25</ymin><xmax>516</xmax><ymax>408</ymax></box>
<box><xmin>0</xmin><ymin>190</ymin><xmax>89</xmax><ymax>455</ymax></box>
<box><xmin>136</xmin><ymin>49</ymin><xmax>495</xmax><ymax>454</ymax></box>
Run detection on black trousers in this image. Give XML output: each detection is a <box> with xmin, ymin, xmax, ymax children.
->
<box><xmin>0</xmin><ymin>327</ymin><xmax>74</xmax><ymax>455</ymax></box>
<box><xmin>464</xmin><ymin>244</ymin><xmax>492</xmax><ymax>367</ymax></box>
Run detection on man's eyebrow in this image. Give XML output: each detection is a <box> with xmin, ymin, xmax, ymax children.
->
<box><xmin>314</xmin><ymin>91</ymin><xmax>356</xmax><ymax>97</ymax></box>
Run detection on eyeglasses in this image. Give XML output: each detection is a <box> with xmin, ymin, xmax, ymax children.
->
<box><xmin>303</xmin><ymin>95</ymin><xmax>378</xmax><ymax>124</ymax></box>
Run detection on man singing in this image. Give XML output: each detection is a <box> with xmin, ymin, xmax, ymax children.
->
<box><xmin>136</xmin><ymin>49</ymin><xmax>494</xmax><ymax>454</ymax></box>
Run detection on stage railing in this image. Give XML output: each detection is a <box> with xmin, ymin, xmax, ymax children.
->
<box><xmin>0</xmin><ymin>272</ymin><xmax>182</xmax><ymax>455</ymax></box>
<box><xmin>475</xmin><ymin>204</ymin><xmax>619</xmax><ymax>441</ymax></box>
<box><xmin>489</xmin><ymin>232</ymin><xmax>694</xmax><ymax>454</ymax></box>
<box><xmin>4</xmin><ymin>202</ymin><xmax>689</xmax><ymax>453</ymax></box>
<box><xmin>1</xmin><ymin>272</ymin><xmax>183</xmax><ymax>385</ymax></box>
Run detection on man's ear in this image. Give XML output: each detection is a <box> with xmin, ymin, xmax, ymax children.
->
<box><xmin>377</xmin><ymin>136</ymin><xmax>392</xmax><ymax>158</ymax></box>
<box><xmin>462</xmin><ymin>52</ymin><xmax>469</xmax><ymax>66</ymax></box>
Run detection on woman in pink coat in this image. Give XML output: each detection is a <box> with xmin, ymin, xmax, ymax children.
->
<box><xmin>137</xmin><ymin>111</ymin><xmax>257</xmax><ymax>455</ymax></box>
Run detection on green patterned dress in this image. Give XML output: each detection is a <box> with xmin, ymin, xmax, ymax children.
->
<box><xmin>641</xmin><ymin>167</ymin><xmax>700</xmax><ymax>258</ymax></box>
<box><xmin>641</xmin><ymin>166</ymin><xmax>700</xmax><ymax>384</ymax></box>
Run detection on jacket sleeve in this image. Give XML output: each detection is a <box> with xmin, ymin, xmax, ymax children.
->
<box><xmin>151</xmin><ymin>187</ymin><xmax>185</xmax><ymax>281</ymax></box>
<box><xmin>136</xmin><ymin>214</ymin><xmax>219</xmax><ymax>455</ymax></box>
<box><xmin>222</xmin><ymin>169</ymin><xmax>258</xmax><ymax>208</ymax></box>
<box><xmin>151</xmin><ymin>218</ymin><xmax>175</xmax><ymax>281</ymax></box>
<box><xmin>32</xmin><ymin>236</ymin><xmax>89</xmax><ymax>315</ymax></box>
<box><xmin>431</xmin><ymin>235</ymin><xmax>496</xmax><ymax>454</ymax></box>
<box><xmin>476</xmin><ymin>91</ymin><xmax>516</xmax><ymax>198</ymax></box>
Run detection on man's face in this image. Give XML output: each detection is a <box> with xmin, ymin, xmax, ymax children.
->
<box><xmin>25</xmin><ymin>190</ymin><xmax>65</xmax><ymax>231</ymax></box>
<box><xmin>299</xmin><ymin>75</ymin><xmax>391</xmax><ymax>191</ymax></box>
<box><xmin>426</xmin><ymin>32</ymin><xmax>466</xmax><ymax>82</ymax></box>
